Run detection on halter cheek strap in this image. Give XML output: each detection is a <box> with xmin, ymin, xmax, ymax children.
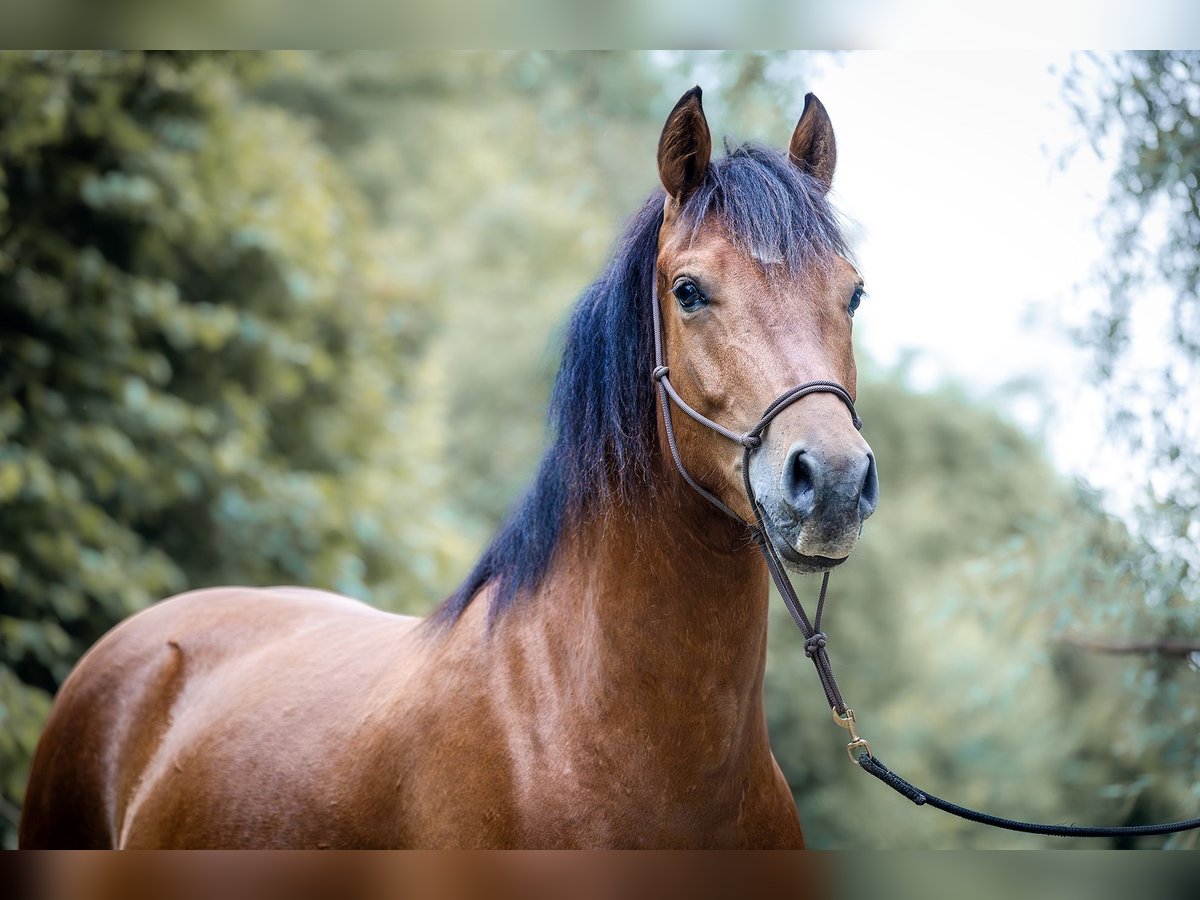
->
<box><xmin>650</xmin><ymin>272</ymin><xmax>861</xmax><ymax>715</ymax></box>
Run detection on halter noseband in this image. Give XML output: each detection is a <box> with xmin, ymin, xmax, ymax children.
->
<box><xmin>650</xmin><ymin>271</ymin><xmax>862</xmax><ymax>526</ymax></box>
<box><xmin>650</xmin><ymin>270</ymin><xmax>861</xmax><ymax>715</ymax></box>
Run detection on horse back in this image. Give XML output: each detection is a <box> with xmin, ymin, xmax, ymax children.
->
<box><xmin>19</xmin><ymin>586</ymin><xmax>421</xmax><ymax>848</ymax></box>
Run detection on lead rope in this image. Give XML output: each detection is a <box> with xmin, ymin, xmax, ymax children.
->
<box><xmin>650</xmin><ymin>271</ymin><xmax>1200</xmax><ymax>839</ymax></box>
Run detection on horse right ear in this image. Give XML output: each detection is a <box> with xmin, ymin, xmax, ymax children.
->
<box><xmin>657</xmin><ymin>86</ymin><xmax>711</xmax><ymax>203</ymax></box>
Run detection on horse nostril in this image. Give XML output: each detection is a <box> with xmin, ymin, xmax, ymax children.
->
<box><xmin>782</xmin><ymin>446</ymin><xmax>817</xmax><ymax>520</ymax></box>
<box><xmin>858</xmin><ymin>452</ymin><xmax>879</xmax><ymax>519</ymax></box>
<box><xmin>778</xmin><ymin>444</ymin><xmax>877</xmax><ymax>526</ymax></box>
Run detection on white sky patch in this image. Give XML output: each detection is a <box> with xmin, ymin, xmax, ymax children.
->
<box><xmin>802</xmin><ymin>52</ymin><xmax>1143</xmax><ymax>508</ymax></box>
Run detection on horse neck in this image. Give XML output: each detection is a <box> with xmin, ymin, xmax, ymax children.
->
<box><xmin>501</xmin><ymin>470</ymin><xmax>772</xmax><ymax>740</ymax></box>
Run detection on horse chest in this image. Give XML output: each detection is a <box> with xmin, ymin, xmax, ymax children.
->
<box><xmin>476</xmin><ymin>726</ymin><xmax>796</xmax><ymax>848</ymax></box>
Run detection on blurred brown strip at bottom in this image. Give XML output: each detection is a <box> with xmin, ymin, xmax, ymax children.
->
<box><xmin>2</xmin><ymin>850</ymin><xmax>833</xmax><ymax>900</ymax></box>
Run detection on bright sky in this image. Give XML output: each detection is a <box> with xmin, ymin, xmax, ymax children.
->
<box><xmin>804</xmin><ymin>52</ymin><xmax>1125</xmax><ymax>498</ymax></box>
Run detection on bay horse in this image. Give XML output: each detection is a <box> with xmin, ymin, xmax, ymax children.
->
<box><xmin>20</xmin><ymin>87</ymin><xmax>876</xmax><ymax>849</ymax></box>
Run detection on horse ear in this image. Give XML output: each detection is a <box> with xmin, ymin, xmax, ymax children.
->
<box><xmin>657</xmin><ymin>86</ymin><xmax>712</xmax><ymax>203</ymax></box>
<box><xmin>789</xmin><ymin>93</ymin><xmax>837</xmax><ymax>193</ymax></box>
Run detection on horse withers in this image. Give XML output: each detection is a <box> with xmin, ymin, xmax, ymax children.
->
<box><xmin>20</xmin><ymin>87</ymin><xmax>875</xmax><ymax>849</ymax></box>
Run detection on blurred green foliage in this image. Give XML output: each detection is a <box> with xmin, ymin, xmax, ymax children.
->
<box><xmin>1066</xmin><ymin>54</ymin><xmax>1200</xmax><ymax>573</ymax></box>
<box><xmin>0</xmin><ymin>51</ymin><xmax>463</xmax><ymax>840</ymax></box>
<box><xmin>0</xmin><ymin>51</ymin><xmax>1195</xmax><ymax>848</ymax></box>
<box><xmin>1057</xmin><ymin>50</ymin><xmax>1200</xmax><ymax>849</ymax></box>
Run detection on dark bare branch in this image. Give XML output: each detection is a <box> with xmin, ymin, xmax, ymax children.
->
<box><xmin>1059</xmin><ymin>633</ymin><xmax>1200</xmax><ymax>656</ymax></box>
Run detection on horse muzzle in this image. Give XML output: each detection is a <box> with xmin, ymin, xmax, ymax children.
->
<box><xmin>751</xmin><ymin>441</ymin><xmax>878</xmax><ymax>572</ymax></box>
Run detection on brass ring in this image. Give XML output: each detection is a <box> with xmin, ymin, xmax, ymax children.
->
<box><xmin>846</xmin><ymin>738</ymin><xmax>872</xmax><ymax>764</ymax></box>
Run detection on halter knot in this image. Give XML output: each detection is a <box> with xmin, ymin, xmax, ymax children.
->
<box><xmin>803</xmin><ymin>632</ymin><xmax>828</xmax><ymax>658</ymax></box>
<box><xmin>740</xmin><ymin>434</ymin><xmax>762</xmax><ymax>450</ymax></box>
<box><xmin>652</xmin><ymin>365</ymin><xmax>670</xmax><ymax>382</ymax></box>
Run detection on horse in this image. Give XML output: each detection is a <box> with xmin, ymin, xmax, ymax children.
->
<box><xmin>20</xmin><ymin>86</ymin><xmax>877</xmax><ymax>849</ymax></box>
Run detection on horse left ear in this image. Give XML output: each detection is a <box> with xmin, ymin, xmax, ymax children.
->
<box><xmin>789</xmin><ymin>93</ymin><xmax>837</xmax><ymax>193</ymax></box>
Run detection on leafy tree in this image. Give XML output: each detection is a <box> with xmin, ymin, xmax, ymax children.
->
<box><xmin>1049</xmin><ymin>50</ymin><xmax>1200</xmax><ymax>849</ymax></box>
<box><xmin>1065</xmin><ymin>51</ymin><xmax>1200</xmax><ymax>571</ymax></box>
<box><xmin>0</xmin><ymin>51</ymin><xmax>447</xmax><ymax>845</ymax></box>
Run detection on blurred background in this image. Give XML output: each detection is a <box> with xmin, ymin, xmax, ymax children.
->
<box><xmin>0</xmin><ymin>50</ymin><xmax>1196</xmax><ymax>849</ymax></box>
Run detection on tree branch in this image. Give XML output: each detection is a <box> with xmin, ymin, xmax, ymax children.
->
<box><xmin>1060</xmin><ymin>633</ymin><xmax>1200</xmax><ymax>657</ymax></box>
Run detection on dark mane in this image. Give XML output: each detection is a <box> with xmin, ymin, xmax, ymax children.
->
<box><xmin>433</xmin><ymin>142</ymin><xmax>848</xmax><ymax>625</ymax></box>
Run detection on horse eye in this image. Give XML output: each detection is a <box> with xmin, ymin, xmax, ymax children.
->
<box><xmin>848</xmin><ymin>285</ymin><xmax>865</xmax><ymax>318</ymax></box>
<box><xmin>672</xmin><ymin>278</ymin><xmax>707</xmax><ymax>312</ymax></box>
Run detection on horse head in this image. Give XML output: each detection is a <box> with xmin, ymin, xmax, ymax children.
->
<box><xmin>654</xmin><ymin>87</ymin><xmax>878</xmax><ymax>571</ymax></box>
